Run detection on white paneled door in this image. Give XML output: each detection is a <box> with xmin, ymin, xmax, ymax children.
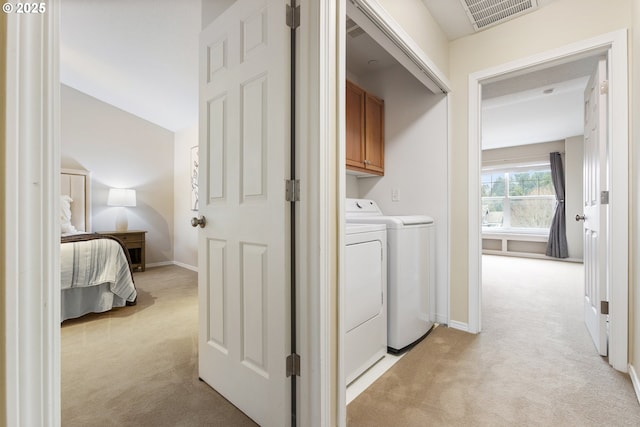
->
<box><xmin>581</xmin><ymin>57</ymin><xmax>608</xmax><ymax>356</ymax></box>
<box><xmin>197</xmin><ymin>0</ymin><xmax>291</xmax><ymax>425</ymax></box>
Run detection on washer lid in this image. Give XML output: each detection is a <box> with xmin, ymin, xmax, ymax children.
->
<box><xmin>346</xmin><ymin>215</ymin><xmax>434</xmax><ymax>229</ymax></box>
<box><xmin>400</xmin><ymin>215</ymin><xmax>434</xmax><ymax>225</ymax></box>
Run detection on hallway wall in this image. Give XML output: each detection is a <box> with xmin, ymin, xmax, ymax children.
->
<box><xmin>354</xmin><ymin>64</ymin><xmax>449</xmax><ymax>323</ymax></box>
<box><xmin>445</xmin><ymin>0</ymin><xmax>632</xmax><ymax>325</ymax></box>
<box><xmin>60</xmin><ymin>85</ymin><xmax>175</xmax><ymax>266</ymax></box>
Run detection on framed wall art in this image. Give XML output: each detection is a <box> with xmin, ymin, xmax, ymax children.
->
<box><xmin>191</xmin><ymin>145</ymin><xmax>199</xmax><ymax>211</ymax></box>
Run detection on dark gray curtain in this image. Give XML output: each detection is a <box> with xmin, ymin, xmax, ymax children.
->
<box><xmin>546</xmin><ymin>152</ymin><xmax>569</xmax><ymax>258</ymax></box>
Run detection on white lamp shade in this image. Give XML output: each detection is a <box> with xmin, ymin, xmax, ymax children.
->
<box><xmin>107</xmin><ymin>188</ymin><xmax>137</xmax><ymax>207</ymax></box>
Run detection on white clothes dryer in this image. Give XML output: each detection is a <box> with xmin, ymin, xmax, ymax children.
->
<box><xmin>344</xmin><ymin>223</ymin><xmax>387</xmax><ymax>384</ymax></box>
<box><xmin>346</xmin><ymin>198</ymin><xmax>435</xmax><ymax>353</ymax></box>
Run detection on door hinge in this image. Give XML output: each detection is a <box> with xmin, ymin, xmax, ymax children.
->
<box><xmin>601</xmin><ymin>300</ymin><xmax>609</xmax><ymax>315</ymax></box>
<box><xmin>601</xmin><ymin>190</ymin><xmax>610</xmax><ymax>205</ymax></box>
<box><xmin>600</xmin><ymin>80</ymin><xmax>609</xmax><ymax>95</ymax></box>
<box><xmin>286</xmin><ymin>4</ymin><xmax>300</xmax><ymax>29</ymax></box>
<box><xmin>285</xmin><ymin>179</ymin><xmax>300</xmax><ymax>202</ymax></box>
<box><xmin>286</xmin><ymin>353</ymin><xmax>300</xmax><ymax>377</ymax></box>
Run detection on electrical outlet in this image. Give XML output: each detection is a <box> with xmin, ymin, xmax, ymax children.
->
<box><xmin>391</xmin><ymin>188</ymin><xmax>400</xmax><ymax>202</ymax></box>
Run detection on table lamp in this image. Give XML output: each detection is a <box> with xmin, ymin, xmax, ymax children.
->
<box><xmin>107</xmin><ymin>188</ymin><xmax>136</xmax><ymax>231</ymax></box>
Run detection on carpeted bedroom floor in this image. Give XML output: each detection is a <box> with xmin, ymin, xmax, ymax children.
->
<box><xmin>61</xmin><ymin>265</ymin><xmax>257</xmax><ymax>426</ymax></box>
<box><xmin>62</xmin><ymin>257</ymin><xmax>640</xmax><ymax>426</ymax></box>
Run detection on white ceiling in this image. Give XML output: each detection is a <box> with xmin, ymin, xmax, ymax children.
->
<box><xmin>481</xmin><ymin>76</ymin><xmax>589</xmax><ymax>149</ymax></box>
<box><xmin>60</xmin><ymin>0</ymin><xmax>201</xmax><ymax>132</ymax></box>
<box><xmin>481</xmin><ymin>55</ymin><xmax>600</xmax><ymax>149</ymax></box>
<box><xmin>420</xmin><ymin>0</ymin><xmax>477</xmax><ymax>40</ymax></box>
<box><xmin>349</xmin><ymin>0</ymin><xmax>597</xmax><ymax>150</ymax></box>
<box><xmin>345</xmin><ymin>19</ymin><xmax>399</xmax><ymax>77</ymax></box>
<box><xmin>60</xmin><ymin>0</ymin><xmax>593</xmax><ymax>148</ymax></box>
<box><xmin>420</xmin><ymin>0</ymin><xmax>558</xmax><ymax>41</ymax></box>
<box><xmin>415</xmin><ymin>0</ymin><xmax>595</xmax><ymax>150</ymax></box>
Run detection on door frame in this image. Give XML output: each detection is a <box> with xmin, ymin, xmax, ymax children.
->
<box><xmin>297</xmin><ymin>0</ymin><xmax>342</xmax><ymax>424</ymax></box>
<box><xmin>4</xmin><ymin>3</ymin><xmax>62</xmax><ymax>425</ymax></box>
<box><xmin>467</xmin><ymin>29</ymin><xmax>629</xmax><ymax>372</ymax></box>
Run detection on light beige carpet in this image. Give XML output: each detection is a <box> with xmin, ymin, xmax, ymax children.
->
<box><xmin>347</xmin><ymin>255</ymin><xmax>640</xmax><ymax>426</ymax></box>
<box><xmin>61</xmin><ymin>265</ymin><xmax>257</xmax><ymax>426</ymax></box>
<box><xmin>64</xmin><ymin>258</ymin><xmax>640</xmax><ymax>426</ymax></box>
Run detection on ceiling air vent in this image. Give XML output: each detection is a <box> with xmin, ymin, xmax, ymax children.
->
<box><xmin>459</xmin><ymin>0</ymin><xmax>538</xmax><ymax>31</ymax></box>
<box><xmin>346</xmin><ymin>17</ymin><xmax>366</xmax><ymax>38</ymax></box>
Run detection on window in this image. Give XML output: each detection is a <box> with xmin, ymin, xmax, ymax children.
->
<box><xmin>481</xmin><ymin>164</ymin><xmax>555</xmax><ymax>233</ymax></box>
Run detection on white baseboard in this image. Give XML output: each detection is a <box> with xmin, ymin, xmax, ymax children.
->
<box><xmin>448</xmin><ymin>320</ymin><xmax>469</xmax><ymax>332</ymax></box>
<box><xmin>145</xmin><ymin>261</ymin><xmax>174</xmax><ymax>269</ymax></box>
<box><xmin>173</xmin><ymin>261</ymin><xmax>198</xmax><ymax>272</ymax></box>
<box><xmin>629</xmin><ymin>364</ymin><xmax>640</xmax><ymax>405</ymax></box>
<box><xmin>144</xmin><ymin>260</ymin><xmax>198</xmax><ymax>272</ymax></box>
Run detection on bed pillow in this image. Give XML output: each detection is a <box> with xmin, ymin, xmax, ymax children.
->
<box><xmin>60</xmin><ymin>195</ymin><xmax>77</xmax><ymax>234</ymax></box>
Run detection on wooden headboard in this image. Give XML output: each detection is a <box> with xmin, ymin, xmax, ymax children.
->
<box><xmin>60</xmin><ymin>168</ymin><xmax>91</xmax><ymax>232</ymax></box>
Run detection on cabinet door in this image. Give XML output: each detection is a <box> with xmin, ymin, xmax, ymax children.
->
<box><xmin>365</xmin><ymin>93</ymin><xmax>384</xmax><ymax>174</ymax></box>
<box><xmin>346</xmin><ymin>81</ymin><xmax>366</xmax><ymax>169</ymax></box>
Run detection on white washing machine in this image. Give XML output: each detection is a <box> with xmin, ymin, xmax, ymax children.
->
<box><xmin>346</xmin><ymin>198</ymin><xmax>435</xmax><ymax>353</ymax></box>
<box><xmin>344</xmin><ymin>223</ymin><xmax>387</xmax><ymax>384</ymax></box>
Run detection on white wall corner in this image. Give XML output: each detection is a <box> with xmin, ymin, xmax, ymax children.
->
<box><xmin>448</xmin><ymin>320</ymin><xmax>470</xmax><ymax>333</ymax></box>
<box><xmin>629</xmin><ymin>364</ymin><xmax>640</xmax><ymax>405</ymax></box>
<box><xmin>435</xmin><ymin>313</ymin><xmax>449</xmax><ymax>325</ymax></box>
<box><xmin>172</xmin><ymin>124</ymin><xmax>199</xmax><ymax>269</ymax></box>
<box><xmin>171</xmin><ymin>260</ymin><xmax>199</xmax><ymax>272</ymax></box>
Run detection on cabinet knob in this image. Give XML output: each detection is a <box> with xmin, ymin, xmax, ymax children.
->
<box><xmin>363</xmin><ymin>159</ymin><xmax>370</xmax><ymax>165</ymax></box>
<box><xmin>191</xmin><ymin>216</ymin><xmax>206</xmax><ymax>228</ymax></box>
<box><xmin>575</xmin><ymin>214</ymin><xmax>586</xmax><ymax>222</ymax></box>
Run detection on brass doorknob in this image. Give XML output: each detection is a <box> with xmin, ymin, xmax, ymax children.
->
<box><xmin>191</xmin><ymin>216</ymin><xmax>206</xmax><ymax>228</ymax></box>
<box><xmin>575</xmin><ymin>214</ymin><xmax>586</xmax><ymax>222</ymax></box>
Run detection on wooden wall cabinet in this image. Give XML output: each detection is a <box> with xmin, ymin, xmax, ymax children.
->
<box><xmin>346</xmin><ymin>80</ymin><xmax>384</xmax><ymax>176</ymax></box>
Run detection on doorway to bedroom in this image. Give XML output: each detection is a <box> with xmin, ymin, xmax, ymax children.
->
<box><xmin>478</xmin><ymin>57</ymin><xmax>589</xmax><ymax>387</ymax></box>
<box><xmin>57</xmin><ymin>0</ymin><xmax>227</xmax><ymax>424</ymax></box>
<box><xmin>470</xmin><ymin>34</ymin><xmax>626</xmax><ymax>369</ymax></box>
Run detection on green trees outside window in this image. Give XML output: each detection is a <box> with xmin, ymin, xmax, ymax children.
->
<box><xmin>482</xmin><ymin>167</ymin><xmax>555</xmax><ymax>231</ymax></box>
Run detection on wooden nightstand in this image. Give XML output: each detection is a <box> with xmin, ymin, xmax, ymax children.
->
<box><xmin>98</xmin><ymin>230</ymin><xmax>147</xmax><ymax>272</ymax></box>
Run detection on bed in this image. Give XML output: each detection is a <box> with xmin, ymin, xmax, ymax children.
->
<box><xmin>60</xmin><ymin>169</ymin><xmax>137</xmax><ymax>321</ymax></box>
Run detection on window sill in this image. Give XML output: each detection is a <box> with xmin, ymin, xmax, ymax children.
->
<box><xmin>482</xmin><ymin>229</ymin><xmax>549</xmax><ymax>241</ymax></box>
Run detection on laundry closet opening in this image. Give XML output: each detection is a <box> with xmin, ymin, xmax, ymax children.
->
<box><xmin>341</xmin><ymin>2</ymin><xmax>450</xmax><ymax>407</ymax></box>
